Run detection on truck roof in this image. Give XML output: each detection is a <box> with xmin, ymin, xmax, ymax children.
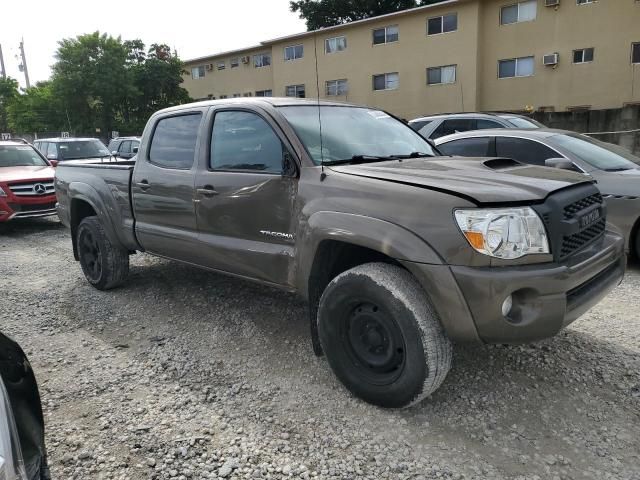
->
<box><xmin>157</xmin><ymin>97</ymin><xmax>361</xmax><ymax>115</ymax></box>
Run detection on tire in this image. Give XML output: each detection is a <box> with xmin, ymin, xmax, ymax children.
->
<box><xmin>317</xmin><ymin>262</ymin><xmax>452</xmax><ymax>408</ymax></box>
<box><xmin>76</xmin><ymin>216</ymin><xmax>129</xmax><ymax>290</ymax></box>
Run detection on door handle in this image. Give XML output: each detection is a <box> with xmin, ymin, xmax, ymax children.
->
<box><xmin>136</xmin><ymin>180</ymin><xmax>150</xmax><ymax>191</ymax></box>
<box><xmin>196</xmin><ymin>186</ymin><xmax>219</xmax><ymax>197</ymax></box>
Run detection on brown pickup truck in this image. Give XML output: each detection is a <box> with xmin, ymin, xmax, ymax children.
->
<box><xmin>55</xmin><ymin>99</ymin><xmax>625</xmax><ymax>408</ymax></box>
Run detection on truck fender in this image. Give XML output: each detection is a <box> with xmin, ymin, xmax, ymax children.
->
<box><xmin>68</xmin><ymin>183</ymin><xmax>126</xmax><ymax>259</ymax></box>
<box><xmin>296</xmin><ymin>211</ymin><xmax>443</xmax><ymax>297</ymax></box>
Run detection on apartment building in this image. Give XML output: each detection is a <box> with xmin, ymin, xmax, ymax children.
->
<box><xmin>182</xmin><ymin>0</ymin><xmax>640</xmax><ymax>119</ymax></box>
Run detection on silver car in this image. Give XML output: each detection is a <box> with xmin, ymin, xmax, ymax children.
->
<box><xmin>409</xmin><ymin>112</ymin><xmax>543</xmax><ymax>140</ymax></box>
<box><xmin>435</xmin><ymin>128</ymin><xmax>640</xmax><ymax>258</ymax></box>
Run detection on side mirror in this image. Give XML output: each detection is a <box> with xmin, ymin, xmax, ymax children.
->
<box><xmin>48</xmin><ymin>159</ymin><xmax>58</xmax><ymax>168</ymax></box>
<box><xmin>111</xmin><ymin>150</ymin><xmax>119</xmax><ymax>157</ymax></box>
<box><xmin>46</xmin><ymin>153</ymin><xmax>57</xmax><ymax>160</ymax></box>
<box><xmin>132</xmin><ymin>147</ymin><xmax>139</xmax><ymax>154</ymax></box>
<box><xmin>282</xmin><ymin>150</ymin><xmax>297</xmax><ymax>177</ymax></box>
<box><xmin>545</xmin><ymin>158</ymin><xmax>575</xmax><ymax>170</ymax></box>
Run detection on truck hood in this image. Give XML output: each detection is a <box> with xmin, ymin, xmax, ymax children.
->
<box><xmin>329</xmin><ymin>157</ymin><xmax>592</xmax><ymax>204</ymax></box>
<box><xmin>0</xmin><ymin>166</ymin><xmax>55</xmax><ymax>183</ymax></box>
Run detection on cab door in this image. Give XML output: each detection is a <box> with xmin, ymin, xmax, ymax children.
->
<box><xmin>194</xmin><ymin>107</ymin><xmax>298</xmax><ymax>287</ymax></box>
<box><xmin>132</xmin><ymin>111</ymin><xmax>204</xmax><ymax>263</ymax></box>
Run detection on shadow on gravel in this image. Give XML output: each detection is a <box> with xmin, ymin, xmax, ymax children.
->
<box><xmin>0</xmin><ymin>217</ymin><xmax>64</xmax><ymax>237</ymax></box>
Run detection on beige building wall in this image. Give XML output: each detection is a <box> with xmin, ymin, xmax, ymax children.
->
<box><xmin>478</xmin><ymin>0</ymin><xmax>640</xmax><ymax>112</ymax></box>
<box><xmin>182</xmin><ymin>0</ymin><xmax>640</xmax><ymax>118</ymax></box>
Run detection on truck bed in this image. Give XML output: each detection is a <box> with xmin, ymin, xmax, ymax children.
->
<box><xmin>55</xmin><ymin>161</ymin><xmax>140</xmax><ymax>252</ymax></box>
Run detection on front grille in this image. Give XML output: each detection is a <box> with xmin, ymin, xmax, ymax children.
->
<box><xmin>563</xmin><ymin>193</ymin><xmax>603</xmax><ymax>220</ymax></box>
<box><xmin>8</xmin><ymin>180</ymin><xmax>55</xmax><ymax>196</ymax></box>
<box><xmin>8</xmin><ymin>202</ymin><xmax>57</xmax><ymax>213</ymax></box>
<box><xmin>560</xmin><ymin>219</ymin><xmax>606</xmax><ymax>260</ymax></box>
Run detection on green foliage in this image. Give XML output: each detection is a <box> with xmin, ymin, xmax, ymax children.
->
<box><xmin>4</xmin><ymin>32</ymin><xmax>192</xmax><ymax>135</ymax></box>
<box><xmin>0</xmin><ymin>77</ymin><xmax>19</xmax><ymax>132</ymax></box>
<box><xmin>290</xmin><ymin>0</ymin><xmax>446</xmax><ymax>30</ymax></box>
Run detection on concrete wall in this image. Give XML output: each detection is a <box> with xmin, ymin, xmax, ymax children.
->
<box><xmin>532</xmin><ymin>105</ymin><xmax>640</xmax><ymax>155</ymax></box>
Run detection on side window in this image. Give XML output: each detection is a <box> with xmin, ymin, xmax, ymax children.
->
<box><xmin>149</xmin><ymin>114</ymin><xmax>202</xmax><ymax>169</ymax></box>
<box><xmin>409</xmin><ymin>120</ymin><xmax>432</xmax><ymax>133</ymax></box>
<box><xmin>476</xmin><ymin>119</ymin><xmax>504</xmax><ymax>130</ymax></box>
<box><xmin>495</xmin><ymin>137</ymin><xmax>558</xmax><ymax>166</ymax></box>
<box><xmin>430</xmin><ymin>119</ymin><xmax>477</xmax><ymax>139</ymax></box>
<box><xmin>118</xmin><ymin>141</ymin><xmax>131</xmax><ymax>154</ymax></box>
<box><xmin>210</xmin><ymin>111</ymin><xmax>285</xmax><ymax>174</ymax></box>
<box><xmin>47</xmin><ymin>143</ymin><xmax>57</xmax><ymax>158</ymax></box>
<box><xmin>438</xmin><ymin>137</ymin><xmax>493</xmax><ymax>157</ymax></box>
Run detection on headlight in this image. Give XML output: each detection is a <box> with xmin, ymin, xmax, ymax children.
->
<box><xmin>0</xmin><ymin>187</ymin><xmax>6</xmax><ymax>197</ymax></box>
<box><xmin>454</xmin><ymin>207</ymin><xmax>549</xmax><ymax>259</ymax></box>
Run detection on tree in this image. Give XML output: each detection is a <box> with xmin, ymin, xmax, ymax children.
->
<box><xmin>0</xmin><ymin>77</ymin><xmax>19</xmax><ymax>133</ymax></box>
<box><xmin>290</xmin><ymin>0</ymin><xmax>446</xmax><ymax>30</ymax></box>
<box><xmin>7</xmin><ymin>82</ymin><xmax>64</xmax><ymax>134</ymax></box>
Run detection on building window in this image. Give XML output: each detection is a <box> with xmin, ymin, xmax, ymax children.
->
<box><xmin>427</xmin><ymin>13</ymin><xmax>458</xmax><ymax>35</ymax></box>
<box><xmin>220</xmin><ymin>95</ymin><xmax>228</xmax><ymax>99</ymax></box>
<box><xmin>501</xmin><ymin>1</ymin><xmax>537</xmax><ymax>25</ymax></box>
<box><xmin>286</xmin><ymin>85</ymin><xmax>306</xmax><ymax>98</ymax></box>
<box><xmin>633</xmin><ymin>43</ymin><xmax>640</xmax><ymax>64</ymax></box>
<box><xmin>243</xmin><ymin>93</ymin><xmax>252</xmax><ymax>97</ymax></box>
<box><xmin>325</xmin><ymin>36</ymin><xmax>347</xmax><ymax>53</ymax></box>
<box><xmin>254</xmin><ymin>53</ymin><xmax>271</xmax><ymax>68</ymax></box>
<box><xmin>498</xmin><ymin>56</ymin><xmax>535</xmax><ymax>78</ymax></box>
<box><xmin>576</xmin><ymin>0</ymin><xmax>594</xmax><ymax>4</ymax></box>
<box><xmin>191</xmin><ymin>66</ymin><xmax>205</xmax><ymax>79</ymax></box>
<box><xmin>230</xmin><ymin>58</ymin><xmax>239</xmax><ymax>68</ymax></box>
<box><xmin>373</xmin><ymin>72</ymin><xmax>399</xmax><ymax>91</ymax></box>
<box><xmin>326</xmin><ymin>79</ymin><xmax>348</xmax><ymax>96</ymax></box>
<box><xmin>427</xmin><ymin>65</ymin><xmax>457</xmax><ymax>85</ymax></box>
<box><xmin>284</xmin><ymin>44</ymin><xmax>304</xmax><ymax>61</ymax></box>
<box><xmin>255</xmin><ymin>90</ymin><xmax>273</xmax><ymax>97</ymax></box>
<box><xmin>232</xmin><ymin>93</ymin><xmax>241</xmax><ymax>98</ymax></box>
<box><xmin>373</xmin><ymin>25</ymin><xmax>399</xmax><ymax>45</ymax></box>
<box><xmin>216</xmin><ymin>61</ymin><xmax>226</xmax><ymax>71</ymax></box>
<box><xmin>573</xmin><ymin>48</ymin><xmax>594</xmax><ymax>64</ymax></box>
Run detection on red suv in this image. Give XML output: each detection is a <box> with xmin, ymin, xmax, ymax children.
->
<box><xmin>0</xmin><ymin>140</ymin><xmax>57</xmax><ymax>222</ymax></box>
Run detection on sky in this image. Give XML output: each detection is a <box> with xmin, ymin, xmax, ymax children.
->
<box><xmin>0</xmin><ymin>0</ymin><xmax>307</xmax><ymax>89</ymax></box>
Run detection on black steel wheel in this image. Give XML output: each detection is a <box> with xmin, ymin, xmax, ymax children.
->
<box><xmin>318</xmin><ymin>262</ymin><xmax>452</xmax><ymax>408</ymax></box>
<box><xmin>76</xmin><ymin>217</ymin><xmax>129</xmax><ymax>290</ymax></box>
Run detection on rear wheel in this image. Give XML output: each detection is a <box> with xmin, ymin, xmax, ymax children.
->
<box><xmin>77</xmin><ymin>217</ymin><xmax>129</xmax><ymax>290</ymax></box>
<box><xmin>317</xmin><ymin>262</ymin><xmax>452</xmax><ymax>408</ymax></box>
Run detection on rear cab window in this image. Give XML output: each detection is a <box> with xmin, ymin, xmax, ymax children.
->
<box><xmin>149</xmin><ymin>114</ymin><xmax>202</xmax><ymax>169</ymax></box>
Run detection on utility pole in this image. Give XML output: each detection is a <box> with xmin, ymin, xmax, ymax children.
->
<box><xmin>19</xmin><ymin>39</ymin><xmax>30</xmax><ymax>88</ymax></box>
<box><xmin>0</xmin><ymin>44</ymin><xmax>6</xmax><ymax>79</ymax></box>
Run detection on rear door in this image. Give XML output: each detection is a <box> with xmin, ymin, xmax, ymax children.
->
<box><xmin>132</xmin><ymin>110</ymin><xmax>205</xmax><ymax>262</ymax></box>
<box><xmin>193</xmin><ymin>106</ymin><xmax>298</xmax><ymax>286</ymax></box>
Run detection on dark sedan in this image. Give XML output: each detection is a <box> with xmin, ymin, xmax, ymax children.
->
<box><xmin>435</xmin><ymin>128</ymin><xmax>640</xmax><ymax>258</ymax></box>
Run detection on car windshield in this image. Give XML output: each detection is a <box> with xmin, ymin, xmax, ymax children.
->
<box><xmin>278</xmin><ymin>106</ymin><xmax>437</xmax><ymax>165</ymax></box>
<box><xmin>0</xmin><ymin>145</ymin><xmax>48</xmax><ymax>167</ymax></box>
<box><xmin>500</xmin><ymin>116</ymin><xmax>542</xmax><ymax>129</ymax></box>
<box><xmin>549</xmin><ymin>134</ymin><xmax>640</xmax><ymax>171</ymax></box>
<box><xmin>58</xmin><ymin>140</ymin><xmax>110</xmax><ymax>160</ymax></box>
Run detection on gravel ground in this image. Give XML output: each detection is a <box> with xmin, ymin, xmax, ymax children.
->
<box><xmin>1</xmin><ymin>217</ymin><xmax>639</xmax><ymax>480</ymax></box>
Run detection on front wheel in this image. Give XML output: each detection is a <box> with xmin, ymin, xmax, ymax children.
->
<box><xmin>317</xmin><ymin>263</ymin><xmax>452</xmax><ymax>408</ymax></box>
<box><xmin>77</xmin><ymin>216</ymin><xmax>129</xmax><ymax>290</ymax></box>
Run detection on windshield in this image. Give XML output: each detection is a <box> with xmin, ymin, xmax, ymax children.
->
<box><xmin>58</xmin><ymin>140</ymin><xmax>110</xmax><ymax>160</ymax></box>
<box><xmin>0</xmin><ymin>145</ymin><xmax>48</xmax><ymax>167</ymax></box>
<box><xmin>500</xmin><ymin>116</ymin><xmax>542</xmax><ymax>129</ymax></box>
<box><xmin>278</xmin><ymin>106</ymin><xmax>437</xmax><ymax>165</ymax></box>
<box><xmin>549</xmin><ymin>134</ymin><xmax>640</xmax><ymax>171</ymax></box>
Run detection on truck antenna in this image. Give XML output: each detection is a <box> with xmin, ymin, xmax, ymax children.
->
<box><xmin>313</xmin><ymin>32</ymin><xmax>326</xmax><ymax>179</ymax></box>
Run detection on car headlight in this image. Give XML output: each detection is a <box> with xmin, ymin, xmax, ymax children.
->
<box><xmin>0</xmin><ymin>186</ymin><xmax>6</xmax><ymax>197</ymax></box>
<box><xmin>454</xmin><ymin>207</ymin><xmax>550</xmax><ymax>259</ymax></box>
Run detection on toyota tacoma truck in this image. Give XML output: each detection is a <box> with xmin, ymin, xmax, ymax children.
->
<box><xmin>55</xmin><ymin>99</ymin><xmax>626</xmax><ymax>408</ymax></box>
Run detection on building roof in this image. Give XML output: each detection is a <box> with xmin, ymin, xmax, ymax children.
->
<box><xmin>184</xmin><ymin>0</ymin><xmax>464</xmax><ymax>64</ymax></box>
